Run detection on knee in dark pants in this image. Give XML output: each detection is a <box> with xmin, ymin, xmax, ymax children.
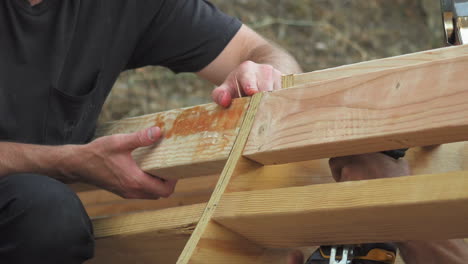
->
<box><xmin>0</xmin><ymin>173</ymin><xmax>94</xmax><ymax>264</ymax></box>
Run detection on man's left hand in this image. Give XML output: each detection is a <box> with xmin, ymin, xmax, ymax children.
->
<box><xmin>329</xmin><ymin>153</ymin><xmax>410</xmax><ymax>182</ymax></box>
<box><xmin>211</xmin><ymin>60</ymin><xmax>282</xmax><ymax>107</ymax></box>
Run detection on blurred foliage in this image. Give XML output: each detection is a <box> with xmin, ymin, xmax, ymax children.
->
<box><xmin>98</xmin><ymin>0</ymin><xmax>443</xmax><ymax>125</ymax></box>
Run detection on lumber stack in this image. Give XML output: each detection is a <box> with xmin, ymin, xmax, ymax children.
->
<box><xmin>78</xmin><ymin>45</ymin><xmax>468</xmax><ymax>263</ymax></box>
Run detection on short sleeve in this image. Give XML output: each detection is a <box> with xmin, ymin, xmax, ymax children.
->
<box><xmin>126</xmin><ymin>0</ymin><xmax>242</xmax><ymax>73</ymax></box>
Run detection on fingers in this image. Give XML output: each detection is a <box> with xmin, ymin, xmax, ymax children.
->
<box><xmin>238</xmin><ymin>61</ymin><xmax>281</xmax><ymax>94</ymax></box>
<box><xmin>138</xmin><ymin>172</ymin><xmax>178</xmax><ymax>199</ymax></box>
<box><xmin>328</xmin><ymin>156</ymin><xmax>352</xmax><ymax>182</ymax></box>
<box><xmin>254</xmin><ymin>64</ymin><xmax>274</xmax><ymax>93</ymax></box>
<box><xmin>287</xmin><ymin>250</ymin><xmax>304</xmax><ymax>264</ymax></box>
<box><xmin>212</xmin><ymin>61</ymin><xmax>283</xmax><ymax>108</ymax></box>
<box><xmin>119</xmin><ymin>126</ymin><xmax>162</xmax><ymax>150</ymax></box>
<box><xmin>329</xmin><ymin>153</ymin><xmax>412</xmax><ymax>183</ymax></box>
<box><xmin>212</xmin><ymin>84</ymin><xmax>234</xmax><ymax>108</ymax></box>
<box><xmin>120</xmin><ymin>168</ymin><xmax>178</xmax><ymax>199</ymax></box>
<box><xmin>273</xmin><ymin>68</ymin><xmax>282</xmax><ymax>90</ymax></box>
<box><xmin>237</xmin><ymin>61</ymin><xmax>260</xmax><ymax>95</ymax></box>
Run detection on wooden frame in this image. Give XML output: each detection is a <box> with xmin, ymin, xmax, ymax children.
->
<box><xmin>81</xmin><ymin>45</ymin><xmax>468</xmax><ymax>263</ymax></box>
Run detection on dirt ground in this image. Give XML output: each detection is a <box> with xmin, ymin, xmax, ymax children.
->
<box><xmin>98</xmin><ymin>0</ymin><xmax>444</xmax><ymax>125</ymax></box>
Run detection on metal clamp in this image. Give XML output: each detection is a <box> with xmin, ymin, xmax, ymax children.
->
<box><xmin>329</xmin><ymin>245</ymin><xmax>354</xmax><ymax>264</ymax></box>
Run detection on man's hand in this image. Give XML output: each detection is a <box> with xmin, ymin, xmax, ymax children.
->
<box><xmin>287</xmin><ymin>250</ymin><xmax>304</xmax><ymax>264</ymax></box>
<box><xmin>197</xmin><ymin>25</ymin><xmax>301</xmax><ymax>107</ymax></box>
<box><xmin>328</xmin><ymin>153</ymin><xmax>410</xmax><ymax>182</ymax></box>
<box><xmin>65</xmin><ymin>126</ymin><xmax>177</xmax><ymax>199</ymax></box>
<box><xmin>211</xmin><ymin>60</ymin><xmax>282</xmax><ymax>107</ymax></box>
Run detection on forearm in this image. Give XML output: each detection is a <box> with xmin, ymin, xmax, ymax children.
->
<box><xmin>398</xmin><ymin>240</ymin><xmax>468</xmax><ymax>264</ymax></box>
<box><xmin>1</xmin><ymin>127</ymin><xmax>177</xmax><ymax>199</ymax></box>
<box><xmin>246</xmin><ymin>41</ymin><xmax>302</xmax><ymax>74</ymax></box>
<box><xmin>198</xmin><ymin>25</ymin><xmax>302</xmax><ymax>85</ymax></box>
<box><xmin>0</xmin><ymin>142</ymin><xmax>75</xmax><ymax>181</ymax></box>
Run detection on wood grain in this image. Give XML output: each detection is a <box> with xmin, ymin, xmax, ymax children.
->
<box><xmin>190</xmin><ymin>221</ymin><xmax>290</xmax><ymax>264</ymax></box>
<box><xmin>228</xmin><ymin>142</ymin><xmax>468</xmax><ymax>193</ymax></box>
<box><xmin>246</xmin><ymin>47</ymin><xmax>468</xmax><ymax>165</ymax></box>
<box><xmin>90</xmin><ymin>203</ymin><xmax>205</xmax><ymax>264</ymax></box>
<box><xmin>77</xmin><ymin>140</ymin><xmax>468</xmax><ymax>208</ymax></box>
<box><xmin>177</xmin><ymin>93</ymin><xmax>264</xmax><ymax>264</ymax></box>
<box><xmin>79</xmin><ymin>175</ymin><xmax>218</xmax><ymax>218</ymax></box>
<box><xmin>282</xmin><ymin>45</ymin><xmax>468</xmax><ymax>88</ymax></box>
<box><xmin>214</xmin><ymin>171</ymin><xmax>468</xmax><ymax>248</ymax></box>
<box><xmin>97</xmin><ymin>98</ymin><xmax>250</xmax><ymax>180</ymax></box>
<box><xmin>77</xmin><ymin>142</ymin><xmax>468</xmax><ymax>219</ymax></box>
<box><xmin>88</xmin><ymin>46</ymin><xmax>468</xmax><ymax>263</ymax></box>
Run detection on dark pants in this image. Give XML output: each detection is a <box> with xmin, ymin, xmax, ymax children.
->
<box><xmin>0</xmin><ymin>173</ymin><xmax>94</xmax><ymax>264</ymax></box>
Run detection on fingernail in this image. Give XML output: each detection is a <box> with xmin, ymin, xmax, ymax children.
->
<box><xmin>246</xmin><ymin>85</ymin><xmax>258</xmax><ymax>95</ymax></box>
<box><xmin>147</xmin><ymin>127</ymin><xmax>157</xmax><ymax>141</ymax></box>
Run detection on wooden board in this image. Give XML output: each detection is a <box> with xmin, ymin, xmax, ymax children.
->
<box><xmin>76</xmin><ymin>142</ymin><xmax>468</xmax><ymax>219</ymax></box>
<box><xmin>227</xmin><ymin>142</ymin><xmax>468</xmax><ymax>193</ymax></box>
<box><xmin>177</xmin><ymin>93</ymin><xmax>265</xmax><ymax>264</ymax></box>
<box><xmin>97</xmin><ymin>98</ymin><xmax>250</xmax><ymax>180</ymax></box>
<box><xmin>214</xmin><ymin>171</ymin><xmax>468</xmax><ymax>248</ymax></box>
<box><xmin>282</xmin><ymin>45</ymin><xmax>468</xmax><ymax>88</ymax></box>
<box><xmin>78</xmin><ymin>141</ymin><xmax>468</xmax><ymax>219</ymax></box>
<box><xmin>87</xmin><ymin>46</ymin><xmax>468</xmax><ymax>263</ymax></box>
<box><xmin>79</xmin><ymin>175</ymin><xmax>218</xmax><ymax>218</ymax></box>
<box><xmin>90</xmin><ymin>203</ymin><xmax>205</xmax><ymax>264</ymax></box>
<box><xmin>71</xmin><ymin>176</ymin><xmax>212</xmax><ymax>215</ymax></box>
<box><xmin>245</xmin><ymin>47</ymin><xmax>468</xmax><ymax>165</ymax></box>
<box><xmin>406</xmin><ymin>142</ymin><xmax>468</xmax><ymax>175</ymax></box>
<box><xmin>190</xmin><ymin>220</ymin><xmax>289</xmax><ymax>264</ymax></box>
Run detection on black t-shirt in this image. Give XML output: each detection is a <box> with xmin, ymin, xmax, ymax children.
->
<box><xmin>0</xmin><ymin>0</ymin><xmax>241</xmax><ymax>144</ymax></box>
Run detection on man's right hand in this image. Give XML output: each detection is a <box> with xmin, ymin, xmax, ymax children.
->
<box><xmin>64</xmin><ymin>126</ymin><xmax>177</xmax><ymax>199</ymax></box>
<box><xmin>287</xmin><ymin>250</ymin><xmax>304</xmax><ymax>264</ymax></box>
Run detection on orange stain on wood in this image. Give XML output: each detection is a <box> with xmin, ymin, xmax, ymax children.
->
<box><xmin>163</xmin><ymin>99</ymin><xmax>247</xmax><ymax>139</ymax></box>
<box><xmin>154</xmin><ymin>115</ymin><xmax>166</xmax><ymax>131</ymax></box>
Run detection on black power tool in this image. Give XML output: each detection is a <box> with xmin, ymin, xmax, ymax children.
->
<box><xmin>306</xmin><ymin>243</ymin><xmax>397</xmax><ymax>264</ymax></box>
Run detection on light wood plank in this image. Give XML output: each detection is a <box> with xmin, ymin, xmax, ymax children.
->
<box><xmin>97</xmin><ymin>98</ymin><xmax>250</xmax><ymax>180</ymax></box>
<box><xmin>91</xmin><ymin>232</ymin><xmax>190</xmax><ymax>264</ymax></box>
<box><xmin>190</xmin><ymin>220</ymin><xmax>289</xmax><ymax>264</ymax></box>
<box><xmin>406</xmin><ymin>142</ymin><xmax>468</xmax><ymax>175</ymax></box>
<box><xmin>226</xmin><ymin>159</ymin><xmax>333</xmax><ymax>193</ymax></box>
<box><xmin>84</xmin><ymin>192</ymin><xmax>210</xmax><ymax>219</ymax></box>
<box><xmin>245</xmin><ymin>47</ymin><xmax>468</xmax><ymax>165</ymax></box>
<box><xmin>88</xmin><ymin>46</ymin><xmax>468</xmax><ymax>263</ymax></box>
<box><xmin>228</xmin><ymin>142</ymin><xmax>468</xmax><ymax>193</ymax></box>
<box><xmin>90</xmin><ymin>203</ymin><xmax>205</xmax><ymax>264</ymax></box>
<box><xmin>79</xmin><ymin>175</ymin><xmax>218</xmax><ymax>218</ymax></box>
<box><xmin>177</xmin><ymin>94</ymin><xmax>264</xmax><ymax>264</ymax></box>
<box><xmin>76</xmin><ymin>141</ymin><xmax>468</xmax><ymax>211</ymax></box>
<box><xmin>282</xmin><ymin>45</ymin><xmax>468</xmax><ymax>88</ymax></box>
<box><xmin>214</xmin><ymin>171</ymin><xmax>468</xmax><ymax>248</ymax></box>
<box><xmin>77</xmin><ymin>142</ymin><xmax>468</xmax><ymax>218</ymax></box>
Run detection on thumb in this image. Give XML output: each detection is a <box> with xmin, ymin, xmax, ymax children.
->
<box><xmin>120</xmin><ymin>126</ymin><xmax>161</xmax><ymax>150</ymax></box>
<box><xmin>212</xmin><ymin>83</ymin><xmax>235</xmax><ymax>108</ymax></box>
